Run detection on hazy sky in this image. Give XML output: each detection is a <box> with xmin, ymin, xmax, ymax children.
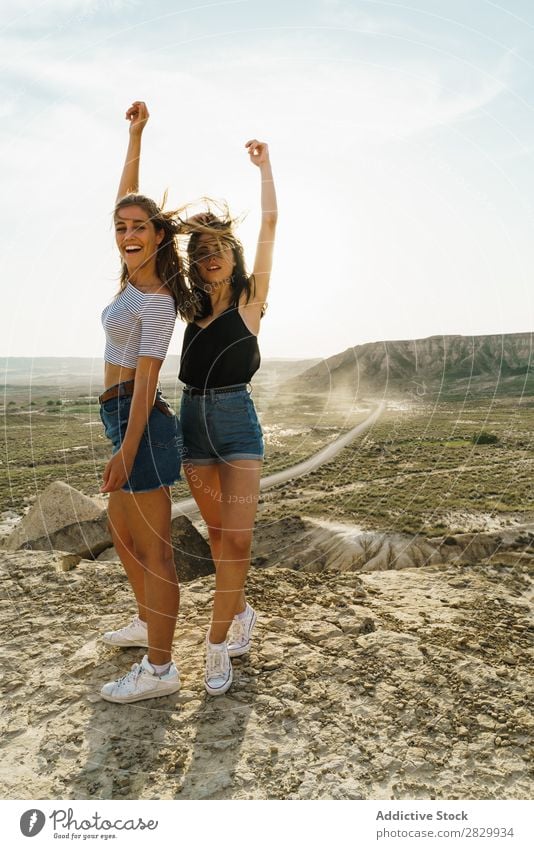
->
<box><xmin>2</xmin><ymin>0</ymin><xmax>534</xmax><ymax>360</ymax></box>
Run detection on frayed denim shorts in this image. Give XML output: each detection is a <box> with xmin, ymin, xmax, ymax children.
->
<box><xmin>180</xmin><ymin>384</ymin><xmax>264</xmax><ymax>465</ymax></box>
<box><xmin>99</xmin><ymin>384</ymin><xmax>183</xmax><ymax>493</ymax></box>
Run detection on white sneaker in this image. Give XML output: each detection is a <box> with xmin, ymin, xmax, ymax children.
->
<box><xmin>100</xmin><ymin>654</ymin><xmax>180</xmax><ymax>703</ymax></box>
<box><xmin>205</xmin><ymin>636</ymin><xmax>233</xmax><ymax>696</ymax></box>
<box><xmin>102</xmin><ymin>614</ymin><xmax>148</xmax><ymax>648</ymax></box>
<box><xmin>227</xmin><ymin>603</ymin><xmax>257</xmax><ymax>657</ymax></box>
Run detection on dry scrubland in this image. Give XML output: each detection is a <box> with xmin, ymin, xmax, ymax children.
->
<box><xmin>2</xmin><ymin>387</ymin><xmax>534</xmax><ymax>534</ymax></box>
<box><xmin>0</xmin><ymin>385</ymin><xmax>368</xmax><ymax>513</ymax></box>
<box><xmin>260</xmin><ymin>397</ymin><xmax>534</xmax><ymax>537</ymax></box>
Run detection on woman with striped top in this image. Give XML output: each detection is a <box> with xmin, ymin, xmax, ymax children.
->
<box><xmin>97</xmin><ymin>101</ymin><xmax>193</xmax><ymax>704</ymax></box>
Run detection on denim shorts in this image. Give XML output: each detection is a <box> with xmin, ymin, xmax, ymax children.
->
<box><xmin>180</xmin><ymin>385</ymin><xmax>264</xmax><ymax>465</ymax></box>
<box><xmin>99</xmin><ymin>385</ymin><xmax>183</xmax><ymax>492</ymax></box>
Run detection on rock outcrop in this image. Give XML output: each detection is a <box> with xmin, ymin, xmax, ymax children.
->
<box><xmin>250</xmin><ymin>515</ymin><xmax>534</xmax><ymax>574</ymax></box>
<box><xmin>2</xmin><ymin>483</ymin><xmax>214</xmax><ymax>582</ymax></box>
<box><xmin>170</xmin><ymin>515</ymin><xmax>214</xmax><ymax>582</ymax></box>
<box><xmin>2</xmin><ymin>482</ymin><xmax>104</xmax><ymax>551</ymax></box>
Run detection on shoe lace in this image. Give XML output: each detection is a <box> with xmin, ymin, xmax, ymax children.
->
<box><xmin>116</xmin><ymin>663</ymin><xmax>142</xmax><ymax>690</ymax></box>
<box><xmin>206</xmin><ymin>648</ymin><xmax>227</xmax><ymax>678</ymax></box>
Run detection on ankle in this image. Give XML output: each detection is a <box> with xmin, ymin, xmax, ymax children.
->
<box><xmin>207</xmin><ymin>630</ymin><xmax>227</xmax><ymax>647</ymax></box>
<box><xmin>148</xmin><ymin>658</ymin><xmax>172</xmax><ymax>675</ymax></box>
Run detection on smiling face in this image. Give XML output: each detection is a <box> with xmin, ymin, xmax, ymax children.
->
<box><xmin>114</xmin><ymin>204</ymin><xmax>164</xmax><ymax>276</ymax></box>
<box><xmin>192</xmin><ymin>233</ymin><xmax>236</xmax><ymax>289</ymax></box>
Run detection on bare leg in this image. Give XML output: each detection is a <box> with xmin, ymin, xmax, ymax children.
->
<box><xmin>209</xmin><ymin>460</ymin><xmax>262</xmax><ymax>644</ymax></box>
<box><xmin>120</xmin><ymin>486</ymin><xmax>179</xmax><ymax>666</ymax></box>
<box><xmin>183</xmin><ymin>462</ymin><xmax>246</xmax><ymax>614</ymax></box>
<box><xmin>183</xmin><ymin>461</ymin><xmax>223</xmax><ymax>563</ymax></box>
<box><xmin>107</xmin><ymin>490</ymin><xmax>147</xmax><ymax>622</ymax></box>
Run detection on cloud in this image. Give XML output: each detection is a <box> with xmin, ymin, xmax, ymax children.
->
<box><xmin>316</xmin><ymin>0</ymin><xmax>424</xmax><ymax>36</ymax></box>
<box><xmin>1</xmin><ymin>32</ymin><xmax>510</xmax><ymax>147</ymax></box>
<box><xmin>0</xmin><ymin>0</ymin><xmax>137</xmax><ymax>16</ymax></box>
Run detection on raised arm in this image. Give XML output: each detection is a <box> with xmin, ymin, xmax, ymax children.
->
<box><xmin>246</xmin><ymin>139</ymin><xmax>277</xmax><ymax>317</ymax></box>
<box><xmin>116</xmin><ymin>101</ymin><xmax>149</xmax><ymax>202</ymax></box>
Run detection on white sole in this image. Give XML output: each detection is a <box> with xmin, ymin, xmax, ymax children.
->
<box><xmin>100</xmin><ymin>681</ymin><xmax>180</xmax><ymax>703</ymax></box>
<box><xmin>101</xmin><ymin>635</ymin><xmax>149</xmax><ymax>648</ymax></box>
<box><xmin>204</xmin><ymin>665</ymin><xmax>233</xmax><ymax>696</ymax></box>
<box><xmin>227</xmin><ymin>642</ymin><xmax>251</xmax><ymax>658</ymax></box>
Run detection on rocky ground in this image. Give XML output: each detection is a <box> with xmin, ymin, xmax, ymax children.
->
<box><xmin>1</xmin><ymin>526</ymin><xmax>532</xmax><ymax>800</ymax></box>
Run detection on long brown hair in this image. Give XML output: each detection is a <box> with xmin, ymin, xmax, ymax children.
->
<box><xmin>177</xmin><ymin>204</ymin><xmax>264</xmax><ymax>321</ymax></box>
<box><xmin>114</xmin><ymin>193</ymin><xmax>194</xmax><ymax>322</ymax></box>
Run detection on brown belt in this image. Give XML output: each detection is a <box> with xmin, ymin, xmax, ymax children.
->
<box><xmin>98</xmin><ymin>380</ymin><xmax>173</xmax><ymax>417</ymax></box>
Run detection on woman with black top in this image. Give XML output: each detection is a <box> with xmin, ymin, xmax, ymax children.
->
<box><xmin>179</xmin><ymin>177</ymin><xmax>276</xmax><ymax>695</ymax></box>
<box><xmin>127</xmin><ymin>102</ymin><xmax>277</xmax><ymax>696</ymax></box>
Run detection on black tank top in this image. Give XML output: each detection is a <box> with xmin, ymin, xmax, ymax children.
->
<box><xmin>179</xmin><ymin>305</ymin><xmax>261</xmax><ymax>389</ymax></box>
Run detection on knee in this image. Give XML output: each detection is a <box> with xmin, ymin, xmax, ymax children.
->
<box><xmin>147</xmin><ymin>557</ymin><xmax>178</xmax><ymax>586</ymax></box>
<box><xmin>223</xmin><ymin>530</ymin><xmax>252</xmax><ymax>558</ymax></box>
<box><xmin>137</xmin><ymin>547</ymin><xmax>176</xmax><ymax>576</ymax></box>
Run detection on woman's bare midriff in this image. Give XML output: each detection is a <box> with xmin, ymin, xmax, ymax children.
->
<box><xmin>104</xmin><ymin>363</ymin><xmax>137</xmax><ymax>391</ymax></box>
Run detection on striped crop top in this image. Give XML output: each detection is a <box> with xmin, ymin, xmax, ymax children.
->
<box><xmin>101</xmin><ymin>281</ymin><xmax>177</xmax><ymax>368</ymax></box>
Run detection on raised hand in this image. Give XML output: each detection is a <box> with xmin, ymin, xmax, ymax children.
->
<box><xmin>125</xmin><ymin>101</ymin><xmax>149</xmax><ymax>136</ymax></box>
<box><xmin>245</xmin><ymin>139</ymin><xmax>269</xmax><ymax>167</ymax></box>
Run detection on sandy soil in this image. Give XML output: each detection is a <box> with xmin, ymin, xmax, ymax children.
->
<box><xmin>0</xmin><ymin>538</ymin><xmax>532</xmax><ymax>800</ymax></box>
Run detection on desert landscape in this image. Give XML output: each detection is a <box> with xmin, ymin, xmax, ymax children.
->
<box><xmin>1</xmin><ymin>333</ymin><xmax>533</xmax><ymax>800</ymax></box>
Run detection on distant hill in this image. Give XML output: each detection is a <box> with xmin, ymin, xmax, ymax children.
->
<box><xmin>4</xmin><ymin>333</ymin><xmax>532</xmax><ymax>400</ymax></box>
<box><xmin>282</xmin><ymin>332</ymin><xmax>534</xmax><ymax>399</ymax></box>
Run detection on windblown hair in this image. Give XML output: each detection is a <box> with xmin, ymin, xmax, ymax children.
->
<box><xmin>177</xmin><ymin>201</ymin><xmax>265</xmax><ymax>321</ymax></box>
<box><xmin>114</xmin><ymin>193</ymin><xmax>195</xmax><ymax>322</ymax></box>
